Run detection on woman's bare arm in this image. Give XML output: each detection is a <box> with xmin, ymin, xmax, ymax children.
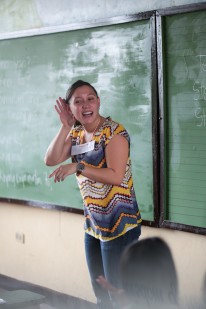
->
<box><xmin>44</xmin><ymin>97</ymin><xmax>75</xmax><ymax>166</ymax></box>
<box><xmin>49</xmin><ymin>134</ymin><xmax>129</xmax><ymax>185</ymax></box>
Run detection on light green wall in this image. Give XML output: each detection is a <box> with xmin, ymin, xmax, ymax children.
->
<box><xmin>0</xmin><ymin>0</ymin><xmax>206</xmax><ymax>33</ymax></box>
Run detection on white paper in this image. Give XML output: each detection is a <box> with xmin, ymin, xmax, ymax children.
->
<box><xmin>71</xmin><ymin>140</ymin><xmax>95</xmax><ymax>155</ymax></box>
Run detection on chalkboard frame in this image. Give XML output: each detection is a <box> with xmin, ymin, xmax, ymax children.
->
<box><xmin>157</xmin><ymin>2</ymin><xmax>206</xmax><ymax>235</ymax></box>
<box><xmin>0</xmin><ymin>10</ymin><xmax>159</xmax><ymax>227</ymax></box>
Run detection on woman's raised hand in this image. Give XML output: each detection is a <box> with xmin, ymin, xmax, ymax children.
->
<box><xmin>55</xmin><ymin>97</ymin><xmax>75</xmax><ymax>128</ymax></box>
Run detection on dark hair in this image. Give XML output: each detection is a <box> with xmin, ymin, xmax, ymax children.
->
<box><xmin>65</xmin><ymin>80</ymin><xmax>98</xmax><ymax>104</ymax></box>
<box><xmin>120</xmin><ymin>237</ymin><xmax>178</xmax><ymax>305</ymax></box>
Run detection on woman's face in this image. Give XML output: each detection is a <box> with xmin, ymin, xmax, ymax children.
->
<box><xmin>69</xmin><ymin>85</ymin><xmax>100</xmax><ymax>125</ymax></box>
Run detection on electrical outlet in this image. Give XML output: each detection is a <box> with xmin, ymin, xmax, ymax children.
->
<box><xmin>15</xmin><ymin>232</ymin><xmax>25</xmax><ymax>244</ymax></box>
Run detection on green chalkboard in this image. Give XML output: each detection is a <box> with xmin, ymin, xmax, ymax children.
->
<box><xmin>163</xmin><ymin>10</ymin><xmax>206</xmax><ymax>228</ymax></box>
<box><xmin>0</xmin><ymin>17</ymin><xmax>154</xmax><ymax>221</ymax></box>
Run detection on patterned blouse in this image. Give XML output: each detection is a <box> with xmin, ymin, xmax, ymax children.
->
<box><xmin>70</xmin><ymin>117</ymin><xmax>142</xmax><ymax>241</ymax></box>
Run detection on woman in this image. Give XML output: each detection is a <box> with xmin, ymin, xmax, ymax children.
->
<box><xmin>44</xmin><ymin>80</ymin><xmax>142</xmax><ymax>309</ymax></box>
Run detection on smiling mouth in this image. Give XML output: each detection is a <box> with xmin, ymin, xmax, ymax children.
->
<box><xmin>82</xmin><ymin>111</ymin><xmax>93</xmax><ymax>117</ymax></box>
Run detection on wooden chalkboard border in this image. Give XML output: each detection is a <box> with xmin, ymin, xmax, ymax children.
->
<box><xmin>157</xmin><ymin>3</ymin><xmax>206</xmax><ymax>235</ymax></box>
<box><xmin>0</xmin><ymin>11</ymin><xmax>155</xmax><ymax>41</ymax></box>
<box><xmin>0</xmin><ymin>11</ymin><xmax>159</xmax><ymax>228</ymax></box>
<box><xmin>0</xmin><ymin>197</ymin><xmax>84</xmax><ymax>214</ymax></box>
<box><xmin>157</xmin><ymin>2</ymin><xmax>206</xmax><ymax>16</ymax></box>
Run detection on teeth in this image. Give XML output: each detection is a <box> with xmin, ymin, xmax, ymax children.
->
<box><xmin>83</xmin><ymin>112</ymin><xmax>92</xmax><ymax>115</ymax></box>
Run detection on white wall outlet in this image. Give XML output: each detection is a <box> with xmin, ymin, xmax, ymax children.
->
<box><xmin>15</xmin><ymin>232</ymin><xmax>25</xmax><ymax>244</ymax></box>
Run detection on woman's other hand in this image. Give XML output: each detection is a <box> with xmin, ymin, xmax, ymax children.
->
<box><xmin>48</xmin><ymin>163</ymin><xmax>77</xmax><ymax>182</ymax></box>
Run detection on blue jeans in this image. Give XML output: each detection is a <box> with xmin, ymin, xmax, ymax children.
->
<box><xmin>84</xmin><ymin>225</ymin><xmax>141</xmax><ymax>309</ymax></box>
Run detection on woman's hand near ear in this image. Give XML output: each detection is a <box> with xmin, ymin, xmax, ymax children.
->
<box><xmin>44</xmin><ymin>97</ymin><xmax>74</xmax><ymax>166</ymax></box>
<box><xmin>55</xmin><ymin>97</ymin><xmax>75</xmax><ymax>128</ymax></box>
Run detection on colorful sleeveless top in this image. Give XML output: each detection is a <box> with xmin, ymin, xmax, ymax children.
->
<box><xmin>70</xmin><ymin>117</ymin><xmax>142</xmax><ymax>241</ymax></box>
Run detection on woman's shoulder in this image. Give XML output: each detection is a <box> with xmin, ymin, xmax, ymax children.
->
<box><xmin>103</xmin><ymin>117</ymin><xmax>127</xmax><ymax>132</ymax></box>
<box><xmin>101</xmin><ymin>117</ymin><xmax>130</xmax><ymax>144</ymax></box>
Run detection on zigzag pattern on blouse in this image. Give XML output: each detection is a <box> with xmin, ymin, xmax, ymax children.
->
<box><xmin>71</xmin><ymin>117</ymin><xmax>141</xmax><ymax>240</ymax></box>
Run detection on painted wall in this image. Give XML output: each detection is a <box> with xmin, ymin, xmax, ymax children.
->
<box><xmin>0</xmin><ymin>0</ymin><xmax>206</xmax><ymax>33</ymax></box>
<box><xmin>0</xmin><ymin>0</ymin><xmax>206</xmax><ymax>306</ymax></box>
<box><xmin>0</xmin><ymin>202</ymin><xmax>206</xmax><ymax>305</ymax></box>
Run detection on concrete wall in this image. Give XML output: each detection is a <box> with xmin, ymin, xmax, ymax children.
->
<box><xmin>0</xmin><ymin>202</ymin><xmax>206</xmax><ymax>304</ymax></box>
<box><xmin>0</xmin><ymin>0</ymin><xmax>206</xmax><ymax>305</ymax></box>
<box><xmin>0</xmin><ymin>0</ymin><xmax>206</xmax><ymax>33</ymax></box>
